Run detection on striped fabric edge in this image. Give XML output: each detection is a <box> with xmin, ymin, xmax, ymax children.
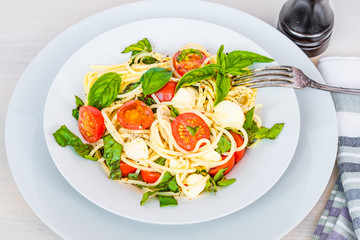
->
<box><xmin>338</xmin><ymin>140</ymin><xmax>360</xmax><ymax>237</ymax></box>
<box><xmin>312</xmin><ymin>178</ymin><xmax>357</xmax><ymax>240</ymax></box>
<box><xmin>313</xmin><ymin>58</ymin><xmax>360</xmax><ymax>240</ymax></box>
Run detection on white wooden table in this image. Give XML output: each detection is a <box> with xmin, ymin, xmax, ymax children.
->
<box><xmin>1</xmin><ymin>0</ymin><xmax>359</xmax><ymax>239</ymax></box>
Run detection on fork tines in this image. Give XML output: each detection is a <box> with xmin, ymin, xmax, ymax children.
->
<box><xmin>232</xmin><ymin>66</ymin><xmax>296</xmax><ymax>88</ymax></box>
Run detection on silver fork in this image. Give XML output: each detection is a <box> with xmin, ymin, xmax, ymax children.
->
<box><xmin>232</xmin><ymin>66</ymin><xmax>360</xmax><ymax>94</ymax></box>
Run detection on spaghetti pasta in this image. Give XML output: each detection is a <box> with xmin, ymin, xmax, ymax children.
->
<box><xmin>53</xmin><ymin>38</ymin><xmax>284</xmax><ymax>207</ymax></box>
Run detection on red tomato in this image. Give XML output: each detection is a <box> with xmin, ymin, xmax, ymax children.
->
<box><xmin>117</xmin><ymin>100</ymin><xmax>154</xmax><ymax>130</ymax></box>
<box><xmin>141</xmin><ymin>171</ymin><xmax>161</xmax><ymax>183</ymax></box>
<box><xmin>78</xmin><ymin>105</ymin><xmax>106</xmax><ymax>143</ymax></box>
<box><xmin>209</xmin><ymin>154</ymin><xmax>235</xmax><ymax>176</ymax></box>
<box><xmin>171</xmin><ymin>113</ymin><xmax>211</xmax><ymax>151</ymax></box>
<box><xmin>120</xmin><ymin>161</ymin><xmax>137</xmax><ymax>177</ymax></box>
<box><xmin>154</xmin><ymin>81</ymin><xmax>177</xmax><ymax>102</ymax></box>
<box><xmin>229</xmin><ymin>131</ymin><xmax>246</xmax><ymax>163</ymax></box>
<box><xmin>173</xmin><ymin>49</ymin><xmax>207</xmax><ymax>76</ymax></box>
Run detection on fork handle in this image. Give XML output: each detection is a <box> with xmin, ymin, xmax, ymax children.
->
<box><xmin>308</xmin><ymin>80</ymin><xmax>360</xmax><ymax>95</ymax></box>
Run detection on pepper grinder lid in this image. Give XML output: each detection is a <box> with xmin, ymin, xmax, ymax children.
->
<box><xmin>277</xmin><ymin>0</ymin><xmax>334</xmax><ymax>57</ymax></box>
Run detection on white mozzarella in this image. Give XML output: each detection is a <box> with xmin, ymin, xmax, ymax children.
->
<box><xmin>169</xmin><ymin>158</ymin><xmax>187</xmax><ymax>169</ymax></box>
<box><xmin>213</xmin><ymin>100</ymin><xmax>245</xmax><ymax>127</ymax></box>
<box><xmin>123</xmin><ymin>138</ymin><xmax>149</xmax><ymax>161</ymax></box>
<box><xmin>171</xmin><ymin>87</ymin><xmax>196</xmax><ymax>109</ymax></box>
<box><xmin>182</xmin><ymin>174</ymin><xmax>208</xmax><ymax>199</ymax></box>
<box><xmin>202</xmin><ymin>149</ymin><xmax>222</xmax><ymax>162</ymax></box>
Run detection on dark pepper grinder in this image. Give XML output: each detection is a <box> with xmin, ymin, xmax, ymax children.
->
<box><xmin>277</xmin><ymin>0</ymin><xmax>334</xmax><ymax>57</ymax></box>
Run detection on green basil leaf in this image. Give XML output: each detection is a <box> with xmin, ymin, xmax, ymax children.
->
<box><xmin>169</xmin><ymin>105</ymin><xmax>180</xmax><ymax>118</ymax></box>
<box><xmin>226</xmin><ymin>67</ymin><xmax>251</xmax><ymax>76</ymax></box>
<box><xmin>128</xmin><ymin>173</ymin><xmax>139</xmax><ymax>180</ymax></box>
<box><xmin>244</xmin><ymin>109</ymin><xmax>284</xmax><ymax>146</ymax></box>
<box><xmin>122</xmin><ymin>38</ymin><xmax>152</xmax><ymax>56</ymax></box>
<box><xmin>88</xmin><ymin>72</ymin><xmax>122</xmax><ymax>109</ymax></box>
<box><xmin>72</xmin><ymin>109</ymin><xmax>79</xmax><ymax>120</ymax></box>
<box><xmin>103</xmin><ymin>134</ymin><xmax>123</xmax><ymax>174</ymax></box>
<box><xmin>205</xmin><ymin>179</ymin><xmax>212</xmax><ymax>192</ymax></box>
<box><xmin>137</xmin><ymin>95</ymin><xmax>156</xmax><ymax>106</ymax></box>
<box><xmin>216</xmin><ymin>44</ymin><xmax>227</xmax><ymax>71</ymax></box>
<box><xmin>252</xmin><ymin>123</ymin><xmax>284</xmax><ymax>140</ymax></box>
<box><xmin>196</xmin><ymin>169</ymin><xmax>208</xmax><ymax>176</ymax></box>
<box><xmin>121</xmin><ymin>81</ymin><xmax>141</xmax><ymax>94</ymax></box>
<box><xmin>217</xmin><ymin>177</ymin><xmax>236</xmax><ymax>186</ymax></box>
<box><xmin>213</xmin><ymin>168</ymin><xmax>228</xmax><ymax>183</ymax></box>
<box><xmin>154</xmin><ymin>157</ymin><xmax>166</xmax><ymax>166</ymax></box>
<box><xmin>214</xmin><ymin>72</ymin><xmax>231</xmax><ymax>106</ymax></box>
<box><xmin>167</xmin><ymin>178</ymin><xmax>179</xmax><ymax>193</ymax></box>
<box><xmin>53</xmin><ymin>125</ymin><xmax>94</xmax><ymax>159</ymax></box>
<box><xmin>75</xmin><ymin>95</ymin><xmax>84</xmax><ymax>109</ymax></box>
<box><xmin>205</xmin><ymin>177</ymin><xmax>217</xmax><ymax>193</ymax></box>
<box><xmin>140</xmin><ymin>191</ymin><xmax>156</xmax><ymax>205</ymax></box>
<box><xmin>186</xmin><ymin>125</ymin><xmax>199</xmax><ymax>136</ymax></box>
<box><xmin>110</xmin><ymin>169</ymin><xmax>122</xmax><ymax>180</ymax></box>
<box><xmin>226</xmin><ymin>50</ymin><xmax>274</xmax><ymax>74</ymax></box>
<box><xmin>243</xmin><ymin>107</ymin><xmax>257</xmax><ymax>130</ymax></box>
<box><xmin>177</xmin><ymin>48</ymin><xmax>203</xmax><ymax>63</ymax></box>
<box><xmin>140</xmin><ymin>67</ymin><xmax>172</xmax><ymax>96</ymax></box>
<box><xmin>158</xmin><ymin>172</ymin><xmax>173</xmax><ymax>188</ymax></box>
<box><xmin>72</xmin><ymin>95</ymin><xmax>84</xmax><ymax>120</ymax></box>
<box><xmin>84</xmin><ymin>155</ymin><xmax>98</xmax><ymax>161</ymax></box>
<box><xmin>141</xmin><ymin>56</ymin><xmax>159</xmax><ymax>64</ymax></box>
<box><xmin>175</xmin><ymin>66</ymin><xmax>215</xmax><ymax>93</ymax></box>
<box><xmin>215</xmin><ymin>135</ymin><xmax>231</xmax><ymax>154</ymax></box>
<box><xmin>157</xmin><ymin>195</ymin><xmax>178</xmax><ymax>207</ymax></box>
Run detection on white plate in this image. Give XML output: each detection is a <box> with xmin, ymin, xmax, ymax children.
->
<box><xmin>5</xmin><ymin>0</ymin><xmax>337</xmax><ymax>239</ymax></box>
<box><xmin>43</xmin><ymin>18</ymin><xmax>300</xmax><ymax>224</ymax></box>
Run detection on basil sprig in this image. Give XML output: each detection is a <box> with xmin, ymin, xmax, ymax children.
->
<box><xmin>87</xmin><ymin>72</ymin><xmax>121</xmax><ymax>109</ymax></box>
<box><xmin>186</xmin><ymin>125</ymin><xmax>199</xmax><ymax>136</ymax></box>
<box><xmin>140</xmin><ymin>67</ymin><xmax>172</xmax><ymax>96</ymax></box>
<box><xmin>154</xmin><ymin>156</ymin><xmax>166</xmax><ymax>166</ymax></box>
<box><xmin>122</xmin><ymin>38</ymin><xmax>152</xmax><ymax>56</ymax></box>
<box><xmin>137</xmin><ymin>94</ymin><xmax>157</xmax><ymax>106</ymax></box>
<box><xmin>226</xmin><ymin>50</ymin><xmax>274</xmax><ymax>75</ymax></box>
<box><xmin>141</xmin><ymin>56</ymin><xmax>159</xmax><ymax>65</ymax></box>
<box><xmin>121</xmin><ymin>81</ymin><xmax>141</xmax><ymax>94</ymax></box>
<box><xmin>140</xmin><ymin>171</ymin><xmax>179</xmax><ymax>207</ymax></box>
<box><xmin>243</xmin><ymin>107</ymin><xmax>284</xmax><ymax>146</ymax></box>
<box><xmin>103</xmin><ymin>134</ymin><xmax>123</xmax><ymax>180</ymax></box>
<box><xmin>53</xmin><ymin>125</ymin><xmax>96</xmax><ymax>160</ymax></box>
<box><xmin>177</xmin><ymin>48</ymin><xmax>203</xmax><ymax>63</ymax></box>
<box><xmin>175</xmin><ymin>44</ymin><xmax>274</xmax><ymax>106</ymax></box>
<box><xmin>215</xmin><ymin>135</ymin><xmax>231</xmax><ymax>154</ymax></box>
<box><xmin>157</xmin><ymin>196</ymin><xmax>178</xmax><ymax>207</ymax></box>
<box><xmin>214</xmin><ymin>71</ymin><xmax>231</xmax><ymax>106</ymax></box>
<box><xmin>122</xmin><ymin>38</ymin><xmax>160</xmax><ymax>65</ymax></box>
<box><xmin>175</xmin><ymin>66</ymin><xmax>215</xmax><ymax>93</ymax></box>
<box><xmin>72</xmin><ymin>95</ymin><xmax>84</xmax><ymax>120</ymax></box>
<box><xmin>169</xmin><ymin>105</ymin><xmax>180</xmax><ymax>117</ymax></box>
<box><xmin>205</xmin><ymin>168</ymin><xmax>236</xmax><ymax>192</ymax></box>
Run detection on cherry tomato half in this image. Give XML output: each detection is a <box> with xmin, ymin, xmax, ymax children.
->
<box><xmin>209</xmin><ymin>154</ymin><xmax>235</xmax><ymax>176</ymax></box>
<box><xmin>229</xmin><ymin>131</ymin><xmax>246</xmax><ymax>163</ymax></box>
<box><xmin>141</xmin><ymin>171</ymin><xmax>161</xmax><ymax>183</ymax></box>
<box><xmin>173</xmin><ymin>49</ymin><xmax>207</xmax><ymax>76</ymax></box>
<box><xmin>117</xmin><ymin>100</ymin><xmax>154</xmax><ymax>130</ymax></box>
<box><xmin>78</xmin><ymin>105</ymin><xmax>106</xmax><ymax>143</ymax></box>
<box><xmin>171</xmin><ymin>112</ymin><xmax>211</xmax><ymax>151</ymax></box>
<box><xmin>154</xmin><ymin>81</ymin><xmax>177</xmax><ymax>102</ymax></box>
<box><xmin>120</xmin><ymin>161</ymin><xmax>137</xmax><ymax>177</ymax></box>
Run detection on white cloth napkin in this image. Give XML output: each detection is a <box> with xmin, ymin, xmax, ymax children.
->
<box><xmin>313</xmin><ymin>57</ymin><xmax>360</xmax><ymax>240</ymax></box>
